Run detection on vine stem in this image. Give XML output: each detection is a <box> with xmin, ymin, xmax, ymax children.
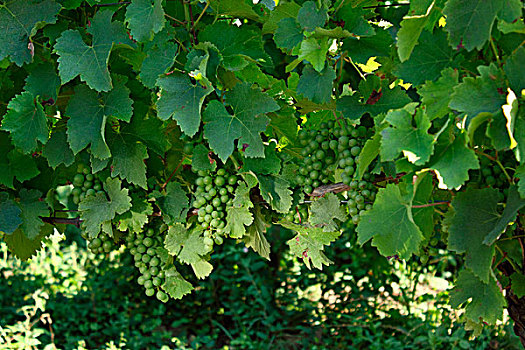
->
<box><xmin>164</xmin><ymin>13</ymin><xmax>187</xmax><ymax>27</ymax></box>
<box><xmin>94</xmin><ymin>1</ymin><xmax>130</xmax><ymax>6</ymax></box>
<box><xmin>495</xmin><ymin>244</ymin><xmax>520</xmax><ymax>273</ymax></box>
<box><xmin>490</xmin><ymin>38</ymin><xmax>501</xmax><ymax>66</ymax></box>
<box><xmin>412</xmin><ymin>201</ymin><xmax>450</xmax><ymax>209</ymax></box>
<box><xmin>191</xmin><ymin>1</ymin><xmax>210</xmax><ymax>31</ymax></box>
<box><xmin>161</xmin><ymin>156</ymin><xmax>185</xmax><ymax>190</ymax></box>
<box><xmin>40</xmin><ymin>216</ymin><xmax>82</xmax><ymax>228</ymax></box>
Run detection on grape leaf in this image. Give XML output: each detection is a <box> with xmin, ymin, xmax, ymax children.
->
<box><xmin>288</xmin><ymin>37</ymin><xmax>330</xmax><ymax>73</ymax></box>
<box><xmin>262</xmin><ymin>1</ymin><xmax>301</xmax><ymax>34</ymax></box>
<box><xmin>337</xmin><ymin>83</ymin><xmax>411</xmax><ymax>120</ymax></box>
<box><xmin>4</xmin><ymin>224</ymin><xmax>53</xmax><ymax>260</ymax></box>
<box><xmin>54</xmin><ymin>10</ymin><xmax>133</xmax><ymax>92</ymax></box>
<box><xmin>309</xmin><ymin>193</ymin><xmax>346</xmax><ymax>232</ymax></box>
<box><xmin>484</xmin><ymin>186</ymin><xmax>525</xmax><ymax>245</ymax></box>
<box><xmin>66</xmin><ymin>81</ymin><xmax>133</xmax><ymax>159</ymax></box>
<box><xmin>395</xmin><ymin>29</ymin><xmax>458</xmax><ymax>85</ymax></box>
<box><xmin>504</xmin><ymin>46</ymin><xmax>525</xmax><ymax>94</ymax></box>
<box><xmin>191</xmin><ymin>144</ymin><xmax>216</xmax><ymax>172</ymax></box>
<box><xmin>243</xmin><ymin>205</ymin><xmax>271</xmax><ymax>260</ymax></box>
<box><xmin>0</xmin><ymin>0</ymin><xmax>60</xmax><ymax>66</ymax></box>
<box><xmin>0</xmin><ymin>192</ymin><xmax>22</xmax><ymax>235</ymax></box>
<box><xmin>78</xmin><ymin>177</ymin><xmax>132</xmax><ymax>239</ymax></box>
<box><xmin>162</xmin><ymin>266</ymin><xmax>193</xmax><ymax>299</ymax></box>
<box><xmin>448</xmin><ymin>188</ymin><xmax>499</xmax><ymax>283</ymax></box>
<box><xmin>357</xmin><ymin>183</ymin><xmax>423</xmax><ymax>259</ymax></box>
<box><xmin>450</xmin><ymin>269</ymin><xmax>506</xmax><ymax>328</ymax></box>
<box><xmin>257</xmin><ymin>174</ymin><xmax>292</xmax><ymax>214</ymax></box>
<box><xmin>157</xmin><ymin>182</ymin><xmax>189</xmax><ymax>225</ymax></box>
<box><xmin>418</xmin><ymin>68</ymin><xmax>458</xmax><ymax>121</ymax></box>
<box><xmin>510</xmin><ymin>273</ymin><xmax>525</xmax><ymax>298</ymax></box>
<box><xmin>342</xmin><ymin>28</ymin><xmax>393</xmax><ymax>64</ymax></box>
<box><xmin>116</xmin><ymin>193</ymin><xmax>152</xmax><ymax>233</ymax></box>
<box><xmin>24</xmin><ymin>62</ymin><xmax>60</xmax><ymax>101</ymax></box>
<box><xmin>198</xmin><ymin>22</ymin><xmax>270</xmax><ymax>70</ymax></box>
<box><xmin>125</xmin><ymin>0</ymin><xmax>165</xmax><ymax>42</ymax></box>
<box><xmin>185</xmin><ymin>42</ymin><xmax>221</xmax><ymax>82</ymax></box>
<box><xmin>411</xmin><ymin>173</ymin><xmax>435</xmax><ymax>240</ymax></box>
<box><xmin>156</xmin><ymin>73</ymin><xmax>213</xmax><ymax>137</ymax></box>
<box><xmin>203</xmin><ymin>83</ymin><xmax>279</xmax><ymax>161</ymax></box>
<box><xmin>164</xmin><ymin>224</ymin><xmax>213</xmax><ymax>279</ymax></box>
<box><xmin>449</xmin><ymin>64</ymin><xmax>506</xmax><ymax>125</ymax></box>
<box><xmin>429</xmin><ymin>132</ymin><xmax>479</xmax><ymax>189</ymax></box>
<box><xmin>274</xmin><ymin>18</ymin><xmax>304</xmax><ymax>50</ymax></box>
<box><xmin>396</xmin><ymin>14</ymin><xmax>428</xmax><ymax>62</ymax></box>
<box><xmin>208</xmin><ymin>0</ymin><xmax>261</xmax><ymax>22</ymax></box>
<box><xmin>0</xmin><ymin>139</ymin><xmax>40</xmax><ymax>188</ymax></box>
<box><xmin>517</xmin><ymin>165</ymin><xmax>525</xmax><ymax>197</ymax></box>
<box><xmin>18</xmin><ymin>189</ymin><xmax>49</xmax><ymax>240</ymax></box>
<box><xmin>139</xmin><ymin>28</ymin><xmax>178</xmax><ymax>89</ymax></box>
<box><xmin>283</xmin><ymin>221</ymin><xmax>341</xmax><ymax>270</ymax></box>
<box><xmin>297</xmin><ymin>1</ymin><xmax>327</xmax><ymax>32</ymax></box>
<box><xmin>242</xmin><ymin>144</ymin><xmax>281</xmax><ymax>175</ymax></box>
<box><xmin>225</xmin><ymin>184</ymin><xmax>254</xmax><ymax>238</ymax></box>
<box><xmin>1</xmin><ymin>92</ymin><xmax>48</xmax><ymax>154</ymax></box>
<box><xmin>356</xmin><ymin>133</ymin><xmax>380</xmax><ymax>180</ymax></box>
<box><xmin>380</xmin><ymin>104</ymin><xmax>434</xmax><ymax>165</ymax></box>
<box><xmin>121</xmin><ymin>105</ymin><xmax>171</xmax><ymax>155</ymax></box>
<box><xmin>108</xmin><ymin>134</ymin><xmax>149</xmax><ymax>189</ymax></box>
<box><xmin>443</xmin><ymin>0</ymin><xmax>503</xmax><ymax>51</ymax></box>
<box><xmin>42</xmin><ymin>130</ymin><xmax>75</xmax><ymax>169</ymax></box>
<box><xmin>336</xmin><ymin>3</ymin><xmax>375</xmax><ymax>37</ymax></box>
<box><xmin>297</xmin><ymin>64</ymin><xmax>336</xmax><ymax>104</ymax></box>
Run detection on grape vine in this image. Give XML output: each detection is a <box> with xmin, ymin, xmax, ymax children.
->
<box><xmin>0</xmin><ymin>0</ymin><xmax>524</xmax><ymax>344</ymax></box>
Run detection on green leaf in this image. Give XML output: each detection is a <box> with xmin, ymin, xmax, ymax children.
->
<box><xmin>208</xmin><ymin>0</ymin><xmax>261</xmax><ymax>22</ymax></box>
<box><xmin>443</xmin><ymin>0</ymin><xmax>503</xmax><ymax>51</ymax></box>
<box><xmin>395</xmin><ymin>29</ymin><xmax>458</xmax><ymax>85</ymax></box>
<box><xmin>139</xmin><ymin>28</ymin><xmax>178</xmax><ymax>89</ymax></box>
<box><xmin>0</xmin><ymin>192</ymin><xmax>22</xmax><ymax>234</ymax></box>
<box><xmin>121</xmin><ymin>106</ymin><xmax>171</xmax><ymax>155</ymax></box>
<box><xmin>67</xmin><ymin>81</ymin><xmax>133</xmax><ymax>159</ymax></box>
<box><xmin>4</xmin><ymin>224</ymin><xmax>53</xmax><ymax>260</ymax></box>
<box><xmin>157</xmin><ymin>182</ymin><xmax>189</xmax><ymax>225</ymax></box>
<box><xmin>18</xmin><ymin>189</ymin><xmax>49</xmax><ymax>240</ymax></box>
<box><xmin>162</xmin><ymin>266</ymin><xmax>193</xmax><ymax>299</ymax></box>
<box><xmin>411</xmin><ymin>173</ymin><xmax>435</xmax><ymax>240</ymax></box>
<box><xmin>356</xmin><ymin>133</ymin><xmax>381</xmax><ymax>180</ymax></box>
<box><xmin>225</xmin><ymin>184</ymin><xmax>254</xmax><ymax>238</ymax></box>
<box><xmin>42</xmin><ymin>130</ymin><xmax>75</xmax><ymax>169</ymax></box>
<box><xmin>0</xmin><ymin>0</ymin><xmax>61</xmax><ymax>66</ymax></box>
<box><xmin>337</xmin><ymin>84</ymin><xmax>411</xmax><ymax>120</ymax></box>
<box><xmin>297</xmin><ymin>1</ymin><xmax>327</xmax><ymax>32</ymax></box>
<box><xmin>0</xmin><ymin>143</ymin><xmax>40</xmax><ymax>188</ymax></box>
<box><xmin>243</xmin><ymin>205</ymin><xmax>271</xmax><ymax>260</ymax></box>
<box><xmin>296</xmin><ymin>64</ymin><xmax>335</xmax><ymax>104</ymax></box>
<box><xmin>24</xmin><ymin>62</ymin><xmax>60</xmax><ymax>101</ymax></box>
<box><xmin>342</xmin><ymin>28</ymin><xmax>393</xmax><ymax>64</ymax></box>
<box><xmin>54</xmin><ymin>10</ymin><xmax>133</xmax><ymax>92</ymax></box>
<box><xmin>262</xmin><ymin>1</ymin><xmax>301</xmax><ymax>34</ymax></box>
<box><xmin>78</xmin><ymin>177</ymin><xmax>132</xmax><ymax>239</ymax></box>
<box><xmin>108</xmin><ymin>134</ymin><xmax>149</xmax><ymax>189</ymax></box>
<box><xmin>203</xmin><ymin>83</ymin><xmax>279</xmax><ymax>161</ymax></box>
<box><xmin>156</xmin><ymin>73</ymin><xmax>213</xmax><ymax>137</ymax></box>
<box><xmin>242</xmin><ymin>144</ymin><xmax>281</xmax><ymax>175</ymax></box>
<box><xmin>357</xmin><ymin>183</ymin><xmax>423</xmax><ymax>259</ymax></box>
<box><xmin>450</xmin><ymin>269</ymin><xmax>505</xmax><ymax>327</ymax></box>
<box><xmin>289</xmin><ymin>37</ymin><xmax>329</xmax><ymax>73</ymax></box>
<box><xmin>510</xmin><ymin>273</ymin><xmax>525</xmax><ymax>298</ymax></box>
<box><xmin>336</xmin><ymin>4</ymin><xmax>375</xmax><ymax>37</ymax></box>
<box><xmin>418</xmin><ymin>68</ymin><xmax>458</xmax><ymax>120</ymax></box>
<box><xmin>517</xmin><ymin>165</ymin><xmax>525</xmax><ymax>197</ymax></box>
<box><xmin>185</xmin><ymin>42</ymin><xmax>221</xmax><ymax>81</ymax></box>
<box><xmin>309</xmin><ymin>193</ymin><xmax>346</xmax><ymax>232</ymax></box>
<box><xmin>164</xmin><ymin>224</ymin><xmax>213</xmax><ymax>279</ymax></box>
<box><xmin>429</xmin><ymin>132</ymin><xmax>479</xmax><ymax>189</ymax></box>
<box><xmin>380</xmin><ymin>104</ymin><xmax>434</xmax><ymax>165</ymax></box>
<box><xmin>274</xmin><ymin>18</ymin><xmax>303</xmax><ymax>50</ymax></box>
<box><xmin>448</xmin><ymin>188</ymin><xmax>499</xmax><ymax>283</ymax></box>
<box><xmin>504</xmin><ymin>46</ymin><xmax>525</xmax><ymax>94</ymax></box>
<box><xmin>125</xmin><ymin>0</ymin><xmax>165</xmax><ymax>42</ymax></box>
<box><xmin>484</xmin><ymin>186</ymin><xmax>525</xmax><ymax>245</ymax></box>
<box><xmin>257</xmin><ymin>174</ymin><xmax>292</xmax><ymax>214</ymax></box>
<box><xmin>116</xmin><ymin>193</ymin><xmax>153</xmax><ymax>233</ymax></box>
<box><xmin>191</xmin><ymin>144</ymin><xmax>216</xmax><ymax>172</ymax></box>
<box><xmin>1</xmin><ymin>92</ymin><xmax>48</xmax><ymax>154</ymax></box>
<box><xmin>283</xmin><ymin>221</ymin><xmax>341</xmax><ymax>269</ymax></box>
<box><xmin>449</xmin><ymin>64</ymin><xmax>507</xmax><ymax>125</ymax></box>
<box><xmin>198</xmin><ymin>22</ymin><xmax>270</xmax><ymax>70</ymax></box>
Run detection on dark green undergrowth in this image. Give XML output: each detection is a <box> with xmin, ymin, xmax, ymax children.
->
<box><xmin>0</xmin><ymin>225</ymin><xmax>520</xmax><ymax>349</ymax></box>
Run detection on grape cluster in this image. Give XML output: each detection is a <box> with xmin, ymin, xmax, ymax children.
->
<box><xmin>346</xmin><ymin>173</ymin><xmax>376</xmax><ymax>225</ymax></box>
<box><xmin>284</xmin><ymin>205</ymin><xmax>308</xmax><ymax>224</ymax></box>
<box><xmin>87</xmin><ymin>233</ymin><xmax>118</xmax><ymax>254</ymax></box>
<box><xmin>478</xmin><ymin>156</ymin><xmax>513</xmax><ymax>190</ymax></box>
<box><xmin>70</xmin><ymin>164</ymin><xmax>105</xmax><ymax>205</ymax></box>
<box><xmin>295</xmin><ymin>121</ymin><xmax>369</xmax><ymax>194</ymax></box>
<box><xmin>192</xmin><ymin>168</ymin><xmax>238</xmax><ymax>247</ymax></box>
<box><xmin>126</xmin><ymin>226</ymin><xmax>169</xmax><ymax>302</ymax></box>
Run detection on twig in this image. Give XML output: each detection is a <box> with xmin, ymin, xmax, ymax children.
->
<box><xmin>161</xmin><ymin>156</ymin><xmax>185</xmax><ymax>190</ymax></box>
<box><xmin>40</xmin><ymin>216</ymin><xmax>82</xmax><ymax>228</ymax></box>
<box><xmin>191</xmin><ymin>1</ymin><xmax>210</xmax><ymax>31</ymax></box>
<box><xmin>93</xmin><ymin>1</ymin><xmax>130</xmax><ymax>6</ymax></box>
<box><xmin>412</xmin><ymin>201</ymin><xmax>450</xmax><ymax>209</ymax></box>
